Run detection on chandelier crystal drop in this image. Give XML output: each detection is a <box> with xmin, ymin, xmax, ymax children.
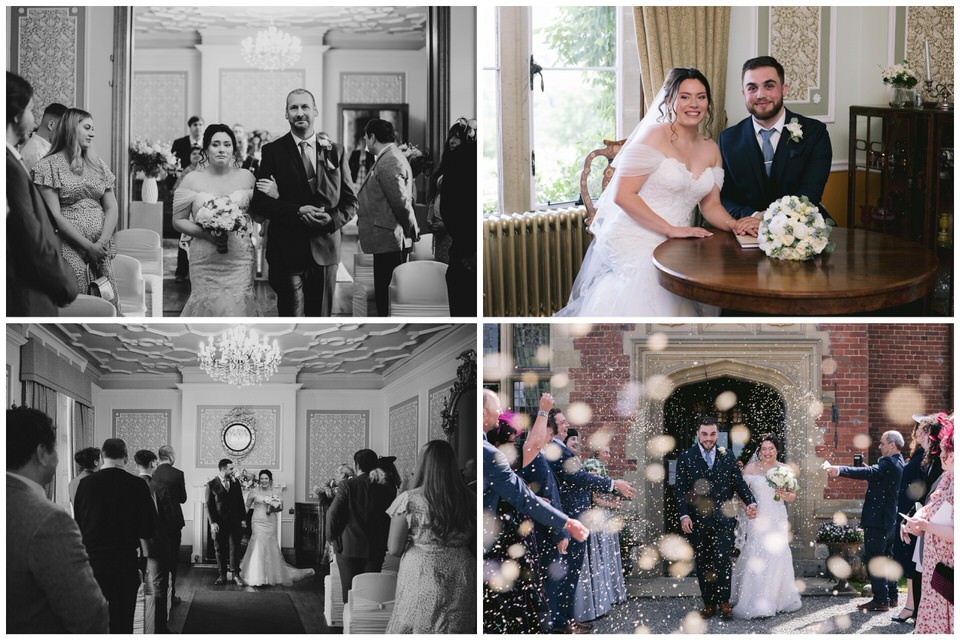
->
<box><xmin>198</xmin><ymin>326</ymin><xmax>282</xmax><ymax>387</ymax></box>
<box><xmin>241</xmin><ymin>26</ymin><xmax>302</xmax><ymax>71</ymax></box>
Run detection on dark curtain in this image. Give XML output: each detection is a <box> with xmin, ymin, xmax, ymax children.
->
<box><xmin>21</xmin><ymin>380</ymin><xmax>59</xmax><ymax>500</ymax></box>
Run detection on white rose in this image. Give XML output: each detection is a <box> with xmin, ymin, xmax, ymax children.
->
<box><xmin>793</xmin><ymin>223</ymin><xmax>810</xmax><ymax>240</ymax></box>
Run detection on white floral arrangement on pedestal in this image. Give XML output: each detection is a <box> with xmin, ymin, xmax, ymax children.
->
<box><xmin>758</xmin><ymin>195</ymin><xmax>834</xmax><ymax>261</ymax></box>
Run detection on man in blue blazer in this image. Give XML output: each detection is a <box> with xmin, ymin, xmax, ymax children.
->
<box><xmin>676</xmin><ymin>416</ymin><xmax>757</xmax><ymax>619</ymax></box>
<box><xmin>718</xmin><ymin>56</ymin><xmax>832</xmax><ymax>225</ymax></box>
<box><xmin>825</xmin><ymin>430</ymin><xmax>905</xmax><ymax>611</ymax></box>
<box><xmin>481</xmin><ymin>390</ymin><xmax>588</xmax><ymax>550</ymax></box>
<box><xmin>547</xmin><ymin>407</ymin><xmax>635</xmax><ymax>633</ymax></box>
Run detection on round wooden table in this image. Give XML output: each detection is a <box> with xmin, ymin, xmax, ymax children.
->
<box><xmin>652</xmin><ymin>228</ymin><xmax>938</xmax><ymax>315</ymax></box>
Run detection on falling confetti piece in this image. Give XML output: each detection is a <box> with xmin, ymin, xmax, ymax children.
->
<box><xmin>566</xmin><ymin>401</ymin><xmax>593</xmax><ymax>426</ymax></box>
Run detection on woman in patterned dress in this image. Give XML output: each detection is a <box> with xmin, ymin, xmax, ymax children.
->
<box><xmin>386</xmin><ymin>439</ymin><xmax>475</xmax><ymax>633</ymax></box>
<box><xmin>32</xmin><ymin>108</ymin><xmax>120</xmax><ymax>313</ymax></box>
<box><xmin>904</xmin><ymin>416</ymin><xmax>954</xmax><ymax>635</ymax></box>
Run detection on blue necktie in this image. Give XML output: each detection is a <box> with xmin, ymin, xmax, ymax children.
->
<box><xmin>704</xmin><ymin>449</ymin><xmax>714</xmax><ymax>470</ymax></box>
<box><xmin>760</xmin><ymin>128</ymin><xmax>775</xmax><ymax>176</ymax></box>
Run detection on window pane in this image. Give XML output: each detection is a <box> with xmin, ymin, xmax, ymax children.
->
<box><xmin>482</xmin><ymin>324</ymin><xmax>501</xmax><ymax>355</ymax></box>
<box><xmin>533</xmin><ymin>69</ymin><xmax>616</xmax><ymax>205</ymax></box>
<box><xmin>532</xmin><ymin>6</ymin><xmax>616</xmax><ymax>69</ymax></box>
<box><xmin>479</xmin><ymin>6</ymin><xmax>498</xmax><ymax>67</ymax></box>
<box><xmin>513</xmin><ymin>379</ymin><xmax>551</xmax><ymax>416</ymax></box>
<box><xmin>481</xmin><ymin>69</ymin><xmax>500</xmax><ymax>214</ymax></box>
<box><xmin>513</xmin><ymin>324</ymin><xmax>550</xmax><ymax>370</ymax></box>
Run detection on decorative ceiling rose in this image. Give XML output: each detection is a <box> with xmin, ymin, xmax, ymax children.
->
<box><xmin>198</xmin><ymin>326</ymin><xmax>281</xmax><ymax>387</ymax></box>
<box><xmin>241</xmin><ymin>25</ymin><xmax>301</xmax><ymax>71</ymax></box>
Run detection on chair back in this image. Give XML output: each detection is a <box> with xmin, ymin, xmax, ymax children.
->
<box><xmin>388</xmin><ymin>260</ymin><xmax>449</xmax><ymax>316</ymax></box>
<box><xmin>411</xmin><ymin>233</ymin><xmax>434</xmax><ymax>261</ymax></box>
<box><xmin>112</xmin><ymin>254</ymin><xmax>146</xmax><ymax>316</ymax></box>
<box><xmin>580</xmin><ymin>138</ymin><xmax>627</xmax><ymax>225</ymax></box>
<box><xmin>350</xmin><ymin>572</ymin><xmax>397</xmax><ymax>603</ymax></box>
<box><xmin>59</xmin><ymin>294</ymin><xmax>118</xmax><ymax>317</ymax></box>
<box><xmin>114</xmin><ymin>228</ymin><xmax>163</xmax><ymax>277</ymax></box>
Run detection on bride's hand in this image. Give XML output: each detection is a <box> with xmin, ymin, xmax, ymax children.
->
<box><xmin>667</xmin><ymin>226</ymin><xmax>713</xmax><ymax>239</ymax></box>
<box><xmin>256</xmin><ymin>176</ymin><xmax>279</xmax><ymax>199</ymax></box>
<box><xmin>731</xmin><ymin>217</ymin><xmax>760</xmax><ymax>236</ymax></box>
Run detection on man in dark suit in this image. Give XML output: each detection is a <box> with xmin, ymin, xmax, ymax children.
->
<box><xmin>546</xmin><ymin>407</ymin><xmax>635</xmax><ymax>633</ymax></box>
<box><xmin>134</xmin><ymin>449</ymin><xmax>168</xmax><ymax>634</ymax></box>
<box><xmin>7</xmin><ymin>407</ymin><xmax>108</xmax><ymax>633</ymax></box>
<box><xmin>825</xmin><ymin>430</ymin><xmax>905</xmax><ymax>612</ymax></box>
<box><xmin>348</xmin><ymin>135</ymin><xmax>374</xmax><ymax>184</ymax></box>
<box><xmin>676</xmin><ymin>416</ymin><xmax>757</xmax><ymax>620</ymax></box>
<box><xmin>718</xmin><ymin>56</ymin><xmax>832</xmax><ymax>227</ymax></box>
<box><xmin>152</xmin><ymin>444</ymin><xmax>187</xmax><ymax>605</ymax></box>
<box><xmin>251</xmin><ymin>89</ymin><xmax>358</xmax><ymax>316</ymax></box>
<box><xmin>6</xmin><ymin>72</ymin><xmax>78</xmax><ymax>316</ymax></box>
<box><xmin>356</xmin><ymin>118</ymin><xmax>420</xmax><ymax>316</ymax></box>
<box><xmin>171</xmin><ymin>115</ymin><xmax>204</xmax><ymax>169</ymax></box>
<box><xmin>206</xmin><ymin>458</ymin><xmax>247</xmax><ymax>586</ymax></box>
<box><xmin>74</xmin><ymin>438</ymin><xmax>156</xmax><ymax>634</ymax></box>
<box><xmin>326</xmin><ymin>448</ymin><xmax>397</xmax><ymax>601</ymax></box>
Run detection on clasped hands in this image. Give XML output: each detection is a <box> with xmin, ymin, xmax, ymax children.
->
<box><xmin>679</xmin><ymin>503</ymin><xmax>756</xmax><ymax>535</ymax></box>
<box><xmin>254</xmin><ymin>175</ymin><xmax>332</xmax><ymax>228</ymax></box>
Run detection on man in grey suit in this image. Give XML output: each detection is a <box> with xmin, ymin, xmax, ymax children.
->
<box><xmin>6</xmin><ymin>407</ymin><xmax>108</xmax><ymax>633</ymax></box>
<box><xmin>356</xmin><ymin>118</ymin><xmax>420</xmax><ymax>316</ymax></box>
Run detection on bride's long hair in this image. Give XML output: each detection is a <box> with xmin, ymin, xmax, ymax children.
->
<box><xmin>656</xmin><ymin>67</ymin><xmax>715</xmax><ymax>138</ymax></box>
<box><xmin>411</xmin><ymin>440</ymin><xmax>475</xmax><ymax>543</ymax></box>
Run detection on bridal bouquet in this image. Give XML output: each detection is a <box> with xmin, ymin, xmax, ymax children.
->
<box><xmin>194</xmin><ymin>196</ymin><xmax>248</xmax><ymax>253</ymax></box>
<box><xmin>757</xmin><ymin>195</ymin><xmax>834</xmax><ymax>260</ymax></box>
<box><xmin>130</xmin><ymin>139</ymin><xmax>177</xmax><ymax>179</ymax></box>
<box><xmin>766</xmin><ymin>465</ymin><xmax>799</xmax><ymax>501</ymax></box>
<box><xmin>264</xmin><ymin>495</ymin><xmax>283</xmax><ymax>514</ymax></box>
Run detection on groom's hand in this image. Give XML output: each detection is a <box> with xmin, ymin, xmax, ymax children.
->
<box><xmin>298</xmin><ymin>206</ymin><xmax>332</xmax><ymax>228</ymax></box>
<box><xmin>746</xmin><ymin>503</ymin><xmax>758</xmax><ymax>519</ymax></box>
<box><xmin>732</xmin><ymin>217</ymin><xmax>759</xmax><ymax>236</ymax></box>
<box><xmin>557</xmin><ymin>538</ymin><xmax>569</xmax><ymax>554</ymax></box>
<box><xmin>613</xmin><ymin>479</ymin><xmax>635</xmax><ymax>499</ymax></box>
<box><xmin>680</xmin><ymin>515</ymin><xmax>694</xmax><ymax>534</ymax></box>
<box><xmin>564</xmin><ymin>518</ymin><xmax>589</xmax><ymax>542</ymax></box>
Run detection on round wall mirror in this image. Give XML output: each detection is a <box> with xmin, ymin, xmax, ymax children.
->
<box><xmin>222</xmin><ymin>422</ymin><xmax>254</xmax><ymax>456</ymax></box>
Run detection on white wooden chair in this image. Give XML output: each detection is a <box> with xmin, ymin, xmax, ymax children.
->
<box><xmin>114</xmin><ymin>228</ymin><xmax>162</xmax><ymax>317</ymax></box>
<box><xmin>388</xmin><ymin>260</ymin><xmax>449</xmax><ymax>316</ymax></box>
<box><xmin>59</xmin><ymin>294</ymin><xmax>117</xmax><ymax>317</ymax></box>
<box><xmin>343</xmin><ymin>572</ymin><xmax>397</xmax><ymax>634</ymax></box>
<box><xmin>112</xmin><ymin>254</ymin><xmax>147</xmax><ymax>317</ymax></box>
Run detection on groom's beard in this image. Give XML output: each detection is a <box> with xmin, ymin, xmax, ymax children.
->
<box><xmin>748</xmin><ymin>96</ymin><xmax>783</xmax><ymax>121</ymax></box>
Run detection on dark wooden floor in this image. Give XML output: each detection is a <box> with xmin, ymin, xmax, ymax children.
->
<box><xmin>167</xmin><ymin>562</ymin><xmax>338</xmax><ymax>634</ymax></box>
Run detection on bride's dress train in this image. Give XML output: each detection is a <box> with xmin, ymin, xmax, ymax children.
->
<box><xmin>730</xmin><ymin>474</ymin><xmax>803</xmax><ymax>618</ymax></box>
<box><xmin>556</xmin><ymin>144</ymin><xmax>720</xmax><ymax>317</ymax></box>
<box><xmin>240</xmin><ymin>493</ymin><xmax>314</xmax><ymax>586</ymax></box>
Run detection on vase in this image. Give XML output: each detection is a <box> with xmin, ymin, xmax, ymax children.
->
<box><xmin>889</xmin><ymin>86</ymin><xmax>915</xmax><ymax>109</ymax></box>
<box><xmin>141</xmin><ymin>176</ymin><xmax>159</xmax><ymax>203</ymax></box>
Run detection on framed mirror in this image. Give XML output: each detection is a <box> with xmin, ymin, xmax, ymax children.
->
<box><xmin>220</xmin><ymin>407</ymin><xmax>257</xmax><ymax>460</ymax></box>
<box><xmin>338</xmin><ymin>103</ymin><xmax>409</xmax><ymax>151</ymax></box>
<box><xmin>440</xmin><ymin>349</ymin><xmax>477</xmax><ymax>468</ymax></box>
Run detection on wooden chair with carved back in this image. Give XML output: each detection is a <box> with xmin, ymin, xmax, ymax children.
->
<box><xmin>579</xmin><ymin>138</ymin><xmax>627</xmax><ymax>226</ymax></box>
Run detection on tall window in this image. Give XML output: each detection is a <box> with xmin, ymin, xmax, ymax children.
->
<box><xmin>480</xmin><ymin>6</ymin><xmax>500</xmax><ymax>214</ymax></box>
<box><xmin>483</xmin><ymin>324</ymin><xmax>552</xmax><ymax>417</ymax></box>
<box><xmin>54</xmin><ymin>393</ymin><xmax>74</xmax><ymax>510</ymax></box>
<box><xmin>531</xmin><ymin>6</ymin><xmax>617</xmax><ymax>206</ymax></box>
<box><xmin>482</xmin><ymin>7</ymin><xmax>619</xmax><ymax>215</ymax></box>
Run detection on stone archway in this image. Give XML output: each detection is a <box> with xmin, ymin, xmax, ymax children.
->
<box><xmin>621</xmin><ymin>327</ymin><xmax>829</xmax><ymax>576</ymax></box>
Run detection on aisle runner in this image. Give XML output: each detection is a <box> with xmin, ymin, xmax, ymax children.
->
<box><xmin>182</xmin><ymin>591</ymin><xmax>306</xmax><ymax>634</ymax></box>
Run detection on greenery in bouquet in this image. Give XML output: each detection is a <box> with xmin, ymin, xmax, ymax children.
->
<box><xmin>758</xmin><ymin>195</ymin><xmax>834</xmax><ymax>260</ymax></box>
<box><xmin>816</xmin><ymin>521</ymin><xmax>865</xmax><ymax>544</ymax></box>
<box><xmin>880</xmin><ymin>61</ymin><xmax>919</xmax><ymax>89</ymax></box>
<box><xmin>398</xmin><ymin>141</ymin><xmax>432</xmax><ymax>177</ymax></box>
<box><xmin>130</xmin><ymin>139</ymin><xmax>177</xmax><ymax>179</ymax></box>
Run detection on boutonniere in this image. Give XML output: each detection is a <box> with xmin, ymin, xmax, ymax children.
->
<box><xmin>785</xmin><ymin>118</ymin><xmax>803</xmax><ymax>143</ymax></box>
<box><xmin>316</xmin><ymin>135</ymin><xmax>332</xmax><ymax>151</ymax></box>
<box><xmin>316</xmin><ymin>135</ymin><xmax>336</xmax><ymax>170</ymax></box>
<box><xmin>717</xmin><ymin>447</ymin><xmax>727</xmax><ymax>457</ymax></box>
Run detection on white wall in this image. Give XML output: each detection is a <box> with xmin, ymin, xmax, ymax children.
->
<box><xmin>450</xmin><ymin>7</ymin><xmax>477</xmax><ymax>122</ymax></box>
<box><xmin>85</xmin><ymin>7</ymin><xmax>116</xmax><ymax>165</ymax></box>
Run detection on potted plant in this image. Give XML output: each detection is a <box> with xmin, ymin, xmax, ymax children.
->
<box><xmin>817</xmin><ymin>522</ymin><xmax>866</xmax><ymax>590</ymax></box>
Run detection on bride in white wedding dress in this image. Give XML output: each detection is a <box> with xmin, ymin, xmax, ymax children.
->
<box><xmin>239</xmin><ymin>470</ymin><xmax>315</xmax><ymax>587</ymax></box>
<box><xmin>731</xmin><ymin>435</ymin><xmax>803</xmax><ymax>618</ymax></box>
<box><xmin>556</xmin><ymin>67</ymin><xmax>757</xmax><ymax>317</ymax></box>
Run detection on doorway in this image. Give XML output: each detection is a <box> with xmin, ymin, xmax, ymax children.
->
<box><xmin>660</xmin><ymin>376</ymin><xmax>785</xmax><ymax>539</ymax></box>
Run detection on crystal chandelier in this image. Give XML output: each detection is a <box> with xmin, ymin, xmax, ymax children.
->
<box><xmin>198</xmin><ymin>326</ymin><xmax>282</xmax><ymax>387</ymax></box>
<box><xmin>241</xmin><ymin>26</ymin><xmax>302</xmax><ymax>71</ymax></box>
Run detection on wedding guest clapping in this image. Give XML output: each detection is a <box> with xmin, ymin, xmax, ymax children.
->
<box><xmin>386</xmin><ymin>440</ymin><xmax>475</xmax><ymax>633</ymax></box>
<box><xmin>7</xmin><ymin>407</ymin><xmax>107</xmax><ymax>633</ymax></box>
<box><xmin>824</xmin><ymin>430</ymin><xmax>905</xmax><ymax>612</ymax></box>
<box><xmin>32</xmin><ymin>107</ymin><xmax>121</xmax><ymax>314</ymax></box>
<box><xmin>902</xmin><ymin>415</ymin><xmax>953</xmax><ymax>634</ymax></box>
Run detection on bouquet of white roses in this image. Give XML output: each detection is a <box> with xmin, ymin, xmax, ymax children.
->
<box><xmin>758</xmin><ymin>195</ymin><xmax>833</xmax><ymax>261</ymax></box>
<box><xmin>766</xmin><ymin>465</ymin><xmax>799</xmax><ymax>501</ymax></box>
<box><xmin>194</xmin><ymin>196</ymin><xmax>248</xmax><ymax>253</ymax></box>
<box><xmin>264</xmin><ymin>495</ymin><xmax>283</xmax><ymax>513</ymax></box>
<box><xmin>880</xmin><ymin>61</ymin><xmax>919</xmax><ymax>89</ymax></box>
<box><xmin>130</xmin><ymin>139</ymin><xmax>178</xmax><ymax>178</ymax></box>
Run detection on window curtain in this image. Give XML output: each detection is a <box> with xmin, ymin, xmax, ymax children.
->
<box><xmin>21</xmin><ymin>380</ymin><xmax>59</xmax><ymax>500</ymax></box>
<box><xmin>632</xmin><ymin>7</ymin><xmax>731</xmax><ymax>137</ymax></box>
<box><xmin>73</xmin><ymin>401</ymin><xmax>95</xmax><ymax>453</ymax></box>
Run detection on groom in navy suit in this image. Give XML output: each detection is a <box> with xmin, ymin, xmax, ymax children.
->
<box><xmin>718</xmin><ymin>56</ymin><xmax>832</xmax><ymax>225</ymax></box>
<box><xmin>676</xmin><ymin>416</ymin><xmax>757</xmax><ymax>620</ymax></box>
